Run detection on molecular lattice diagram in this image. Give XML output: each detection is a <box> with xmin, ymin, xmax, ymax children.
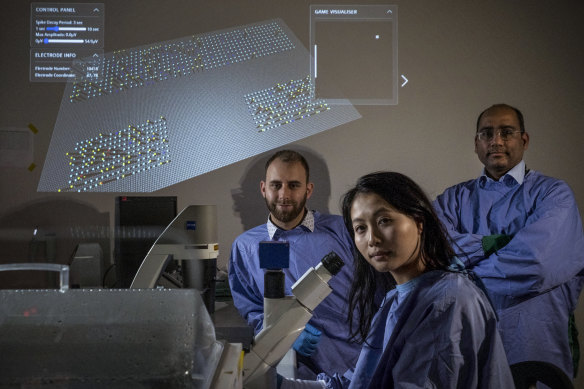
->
<box><xmin>69</xmin><ymin>21</ymin><xmax>294</xmax><ymax>103</ymax></box>
<box><xmin>245</xmin><ymin>75</ymin><xmax>330</xmax><ymax>133</ymax></box>
<box><xmin>60</xmin><ymin>117</ymin><xmax>170</xmax><ymax>192</ymax></box>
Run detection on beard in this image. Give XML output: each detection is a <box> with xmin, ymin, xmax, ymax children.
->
<box><xmin>265</xmin><ymin>194</ymin><xmax>307</xmax><ymax>224</ymax></box>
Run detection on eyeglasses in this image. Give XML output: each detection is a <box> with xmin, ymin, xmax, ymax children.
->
<box><xmin>476</xmin><ymin>128</ymin><xmax>523</xmax><ymax>142</ymax></box>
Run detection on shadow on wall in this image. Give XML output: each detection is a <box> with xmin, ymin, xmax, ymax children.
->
<box><xmin>0</xmin><ymin>198</ymin><xmax>110</xmax><ymax>289</ymax></box>
<box><xmin>231</xmin><ymin>146</ymin><xmax>332</xmax><ymax>231</ymax></box>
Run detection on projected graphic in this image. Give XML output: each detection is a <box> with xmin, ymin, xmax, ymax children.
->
<box><xmin>38</xmin><ymin>19</ymin><xmax>360</xmax><ymax>192</ymax></box>
<box><xmin>310</xmin><ymin>5</ymin><xmax>398</xmax><ymax>105</ymax></box>
<box><xmin>30</xmin><ymin>3</ymin><xmax>104</xmax><ymax>82</ymax></box>
<box><xmin>59</xmin><ymin>117</ymin><xmax>170</xmax><ymax>192</ymax></box>
<box><xmin>69</xmin><ymin>21</ymin><xmax>295</xmax><ymax>102</ymax></box>
<box><xmin>245</xmin><ymin>76</ymin><xmax>330</xmax><ymax>132</ymax></box>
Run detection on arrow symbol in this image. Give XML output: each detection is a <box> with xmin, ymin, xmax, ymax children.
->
<box><xmin>401</xmin><ymin>75</ymin><xmax>408</xmax><ymax>87</ymax></box>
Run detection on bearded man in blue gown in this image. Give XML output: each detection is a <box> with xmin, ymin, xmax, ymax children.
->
<box><xmin>228</xmin><ymin>149</ymin><xmax>361</xmax><ymax>380</ymax></box>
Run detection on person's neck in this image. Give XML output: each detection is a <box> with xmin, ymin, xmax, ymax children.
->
<box><xmin>485</xmin><ymin>163</ymin><xmax>518</xmax><ymax>181</ymax></box>
<box><xmin>270</xmin><ymin>208</ymin><xmax>307</xmax><ymax>231</ymax></box>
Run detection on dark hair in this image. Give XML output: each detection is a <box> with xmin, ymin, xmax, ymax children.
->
<box><xmin>265</xmin><ymin>149</ymin><xmax>310</xmax><ymax>182</ymax></box>
<box><xmin>341</xmin><ymin>171</ymin><xmax>456</xmax><ymax>343</ymax></box>
<box><xmin>476</xmin><ymin>103</ymin><xmax>525</xmax><ymax>133</ymax></box>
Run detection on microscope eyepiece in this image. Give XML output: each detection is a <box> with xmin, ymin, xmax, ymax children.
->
<box><xmin>321</xmin><ymin>251</ymin><xmax>344</xmax><ymax>276</ymax></box>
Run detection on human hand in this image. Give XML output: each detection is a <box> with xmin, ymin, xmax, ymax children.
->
<box><xmin>482</xmin><ymin>234</ymin><xmax>512</xmax><ymax>256</ymax></box>
<box><xmin>292</xmin><ymin>323</ymin><xmax>322</xmax><ymax>357</ymax></box>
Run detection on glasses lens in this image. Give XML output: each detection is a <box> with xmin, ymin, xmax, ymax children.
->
<box><xmin>477</xmin><ymin>129</ymin><xmax>493</xmax><ymax>141</ymax></box>
<box><xmin>477</xmin><ymin>129</ymin><xmax>519</xmax><ymax>141</ymax></box>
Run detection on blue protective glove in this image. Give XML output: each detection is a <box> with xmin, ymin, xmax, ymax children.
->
<box><xmin>293</xmin><ymin>323</ymin><xmax>322</xmax><ymax>357</ymax></box>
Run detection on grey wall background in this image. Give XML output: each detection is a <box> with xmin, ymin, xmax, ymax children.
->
<box><xmin>1</xmin><ymin>0</ymin><xmax>583</xmax><ymax>384</ymax></box>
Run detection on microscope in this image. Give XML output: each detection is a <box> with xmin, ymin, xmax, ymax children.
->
<box><xmin>243</xmin><ymin>242</ymin><xmax>344</xmax><ymax>388</ymax></box>
<box><xmin>130</xmin><ymin>205</ymin><xmax>219</xmax><ymax>312</ymax></box>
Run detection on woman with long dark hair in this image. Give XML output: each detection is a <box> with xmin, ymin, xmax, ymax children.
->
<box><xmin>316</xmin><ymin>171</ymin><xmax>513</xmax><ymax>388</ymax></box>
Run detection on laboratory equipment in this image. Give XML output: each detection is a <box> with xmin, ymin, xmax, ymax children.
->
<box><xmin>243</xmin><ymin>249</ymin><xmax>344</xmax><ymax>388</ymax></box>
<box><xmin>130</xmin><ymin>205</ymin><xmax>219</xmax><ymax>312</ymax></box>
<box><xmin>0</xmin><ymin>262</ymin><xmax>239</xmax><ymax>388</ymax></box>
<box><xmin>115</xmin><ymin>196</ymin><xmax>177</xmax><ymax>287</ymax></box>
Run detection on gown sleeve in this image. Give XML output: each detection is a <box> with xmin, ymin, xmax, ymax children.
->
<box><xmin>434</xmin><ymin>179</ymin><xmax>584</xmax><ymax>309</ymax></box>
<box><xmin>228</xmin><ymin>238</ymin><xmax>265</xmax><ymax>334</ymax></box>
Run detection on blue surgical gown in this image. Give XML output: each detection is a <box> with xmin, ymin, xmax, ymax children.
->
<box><xmin>228</xmin><ymin>211</ymin><xmax>361</xmax><ymax>378</ymax></box>
<box><xmin>320</xmin><ymin>271</ymin><xmax>513</xmax><ymax>388</ymax></box>
<box><xmin>433</xmin><ymin>169</ymin><xmax>584</xmax><ymax>378</ymax></box>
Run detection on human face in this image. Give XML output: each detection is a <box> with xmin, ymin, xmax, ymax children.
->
<box><xmin>475</xmin><ymin>106</ymin><xmax>529</xmax><ymax>180</ymax></box>
<box><xmin>261</xmin><ymin>159</ymin><xmax>313</xmax><ymax>230</ymax></box>
<box><xmin>350</xmin><ymin>192</ymin><xmax>424</xmax><ymax>284</ymax></box>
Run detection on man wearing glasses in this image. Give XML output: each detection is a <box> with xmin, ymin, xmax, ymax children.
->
<box><xmin>433</xmin><ymin>103</ymin><xmax>584</xmax><ymax>381</ymax></box>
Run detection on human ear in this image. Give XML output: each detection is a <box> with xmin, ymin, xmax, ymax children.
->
<box><xmin>474</xmin><ymin>136</ymin><xmax>479</xmax><ymax>155</ymax></box>
<box><xmin>306</xmin><ymin>182</ymin><xmax>314</xmax><ymax>199</ymax></box>
<box><xmin>417</xmin><ymin>221</ymin><xmax>423</xmax><ymax>235</ymax></box>
<box><xmin>521</xmin><ymin>132</ymin><xmax>530</xmax><ymax>150</ymax></box>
